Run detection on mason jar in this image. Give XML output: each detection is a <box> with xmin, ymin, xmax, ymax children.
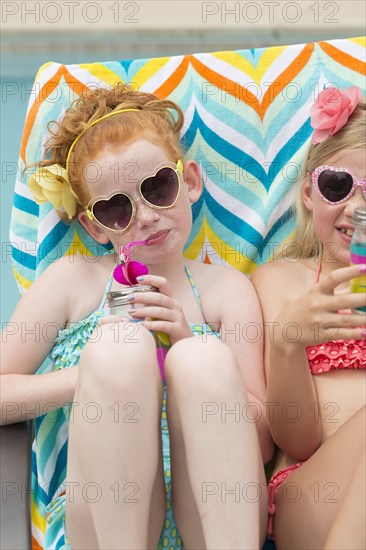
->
<box><xmin>107</xmin><ymin>285</ymin><xmax>158</xmax><ymax>319</ymax></box>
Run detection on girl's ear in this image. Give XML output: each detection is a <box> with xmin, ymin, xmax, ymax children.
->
<box><xmin>183</xmin><ymin>160</ymin><xmax>203</xmax><ymax>204</ymax></box>
<box><xmin>78</xmin><ymin>211</ymin><xmax>110</xmax><ymax>244</ymax></box>
<box><xmin>301</xmin><ymin>177</ymin><xmax>314</xmax><ymax>212</ymax></box>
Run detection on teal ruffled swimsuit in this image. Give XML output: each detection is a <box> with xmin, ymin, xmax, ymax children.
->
<box><xmin>31</xmin><ymin>264</ymin><xmax>220</xmax><ymax>550</ymax></box>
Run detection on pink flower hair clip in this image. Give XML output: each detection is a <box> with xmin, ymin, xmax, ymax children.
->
<box><xmin>113</xmin><ymin>240</ymin><xmax>149</xmax><ymax>286</ymax></box>
<box><xmin>310</xmin><ymin>86</ymin><xmax>362</xmax><ymax>144</ymax></box>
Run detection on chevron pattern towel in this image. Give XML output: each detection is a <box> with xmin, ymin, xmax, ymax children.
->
<box><xmin>10</xmin><ymin>37</ymin><xmax>365</xmax><ymax>294</ymax></box>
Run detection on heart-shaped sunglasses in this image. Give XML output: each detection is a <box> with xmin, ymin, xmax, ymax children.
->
<box><xmin>86</xmin><ymin>160</ymin><xmax>183</xmax><ymax>232</ymax></box>
<box><xmin>311</xmin><ymin>165</ymin><xmax>366</xmax><ymax>205</ymax></box>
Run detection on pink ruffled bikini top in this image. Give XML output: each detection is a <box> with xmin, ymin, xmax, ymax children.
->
<box><xmin>306</xmin><ymin>259</ymin><xmax>366</xmax><ymax>375</ymax></box>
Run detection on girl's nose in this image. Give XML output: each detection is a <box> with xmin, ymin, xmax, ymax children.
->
<box><xmin>135</xmin><ymin>200</ymin><xmax>160</xmax><ymax>227</ymax></box>
<box><xmin>344</xmin><ymin>187</ymin><xmax>366</xmax><ymax>217</ymax></box>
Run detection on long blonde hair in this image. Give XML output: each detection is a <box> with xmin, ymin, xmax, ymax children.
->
<box><xmin>285</xmin><ymin>97</ymin><xmax>366</xmax><ymax>260</ymax></box>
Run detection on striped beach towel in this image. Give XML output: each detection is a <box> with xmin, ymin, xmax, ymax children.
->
<box><xmin>11</xmin><ymin>37</ymin><xmax>365</xmax><ymax>293</ymax></box>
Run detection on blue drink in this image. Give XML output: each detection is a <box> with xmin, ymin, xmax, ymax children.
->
<box><xmin>350</xmin><ymin>208</ymin><xmax>366</xmax><ymax>314</ymax></box>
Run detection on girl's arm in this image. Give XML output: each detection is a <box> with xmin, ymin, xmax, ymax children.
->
<box><xmin>251</xmin><ymin>263</ymin><xmax>323</xmax><ymax>460</ymax></box>
<box><xmin>0</xmin><ymin>368</ymin><xmax>77</xmax><ymax>426</ymax></box>
<box><xmin>217</xmin><ymin>267</ymin><xmax>274</xmax><ymax>465</ymax></box>
<box><xmin>251</xmin><ymin>262</ymin><xmax>366</xmax><ymax>460</ymax></box>
<box><xmin>265</xmin><ymin>338</ymin><xmax>321</xmax><ymax>460</ymax></box>
<box><xmin>1</xmin><ymin>258</ymin><xmax>81</xmax><ymax>425</ymax></box>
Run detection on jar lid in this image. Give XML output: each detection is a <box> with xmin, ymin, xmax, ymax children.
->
<box><xmin>354</xmin><ymin>207</ymin><xmax>366</xmax><ymax>225</ymax></box>
<box><xmin>107</xmin><ymin>285</ymin><xmax>157</xmax><ymax>306</ymax></box>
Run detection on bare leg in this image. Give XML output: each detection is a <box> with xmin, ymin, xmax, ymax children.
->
<box><xmin>65</xmin><ymin>322</ymin><xmax>165</xmax><ymax>549</ymax></box>
<box><xmin>323</xmin><ymin>449</ymin><xmax>366</xmax><ymax>550</ymax></box>
<box><xmin>275</xmin><ymin>404</ymin><xmax>366</xmax><ymax>550</ymax></box>
<box><xmin>165</xmin><ymin>337</ymin><xmax>267</xmax><ymax>550</ymax></box>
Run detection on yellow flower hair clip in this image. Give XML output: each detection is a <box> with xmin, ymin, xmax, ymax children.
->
<box><xmin>29</xmin><ymin>164</ymin><xmax>78</xmax><ymax>219</ymax></box>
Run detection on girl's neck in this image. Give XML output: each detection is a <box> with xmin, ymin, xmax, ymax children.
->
<box><xmin>147</xmin><ymin>257</ymin><xmax>187</xmax><ymax>279</ymax></box>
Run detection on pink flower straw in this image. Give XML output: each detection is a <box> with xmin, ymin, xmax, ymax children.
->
<box><xmin>113</xmin><ymin>240</ymin><xmax>149</xmax><ymax>286</ymax></box>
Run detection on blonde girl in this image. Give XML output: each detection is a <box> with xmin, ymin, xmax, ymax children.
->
<box><xmin>252</xmin><ymin>87</ymin><xmax>365</xmax><ymax>550</ymax></box>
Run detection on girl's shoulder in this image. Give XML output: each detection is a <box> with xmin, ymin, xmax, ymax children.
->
<box><xmin>185</xmin><ymin>260</ymin><xmax>259</xmax><ymax>319</ymax></box>
<box><xmin>67</xmin><ymin>254</ymin><xmax>116</xmax><ymax>321</ymax></box>
<box><xmin>37</xmin><ymin>253</ymin><xmax>115</xmax><ymax>323</ymax></box>
<box><xmin>186</xmin><ymin>259</ymin><xmax>253</xmax><ymax>291</ymax></box>
<box><xmin>251</xmin><ymin>256</ymin><xmax>317</xmax><ymax>282</ymax></box>
<box><xmin>185</xmin><ymin>259</ymin><xmax>260</xmax><ymax>323</ymax></box>
<box><xmin>38</xmin><ymin>253</ymin><xmax>114</xmax><ymax>289</ymax></box>
<box><xmin>251</xmin><ymin>257</ymin><xmax>317</xmax><ymax>302</ymax></box>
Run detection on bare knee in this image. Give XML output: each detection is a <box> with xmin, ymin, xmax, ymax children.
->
<box><xmin>78</xmin><ymin>322</ymin><xmax>160</xmax><ymax>391</ymax></box>
<box><xmin>165</xmin><ymin>336</ymin><xmax>241</xmax><ymax>397</ymax></box>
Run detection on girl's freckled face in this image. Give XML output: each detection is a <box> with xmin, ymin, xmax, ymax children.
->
<box><xmin>84</xmin><ymin>138</ymin><xmax>193</xmax><ymax>263</ymax></box>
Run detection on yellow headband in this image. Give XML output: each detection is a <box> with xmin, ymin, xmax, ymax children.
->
<box><xmin>29</xmin><ymin>108</ymin><xmax>141</xmax><ymax>220</ymax></box>
<box><xmin>65</xmin><ymin>108</ymin><xmax>141</xmax><ymax>174</ymax></box>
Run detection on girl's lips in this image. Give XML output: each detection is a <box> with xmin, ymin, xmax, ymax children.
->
<box><xmin>337</xmin><ymin>227</ymin><xmax>352</xmax><ymax>244</ymax></box>
<box><xmin>145</xmin><ymin>230</ymin><xmax>170</xmax><ymax>246</ymax></box>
